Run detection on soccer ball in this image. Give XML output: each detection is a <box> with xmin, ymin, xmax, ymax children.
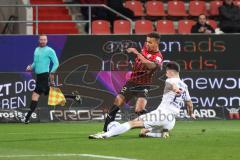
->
<box><xmin>107</xmin><ymin>121</ymin><xmax>120</xmax><ymax>131</ymax></box>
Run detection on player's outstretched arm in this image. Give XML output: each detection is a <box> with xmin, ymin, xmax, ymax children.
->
<box><xmin>136</xmin><ymin>54</ymin><xmax>157</xmax><ymax>69</ymax></box>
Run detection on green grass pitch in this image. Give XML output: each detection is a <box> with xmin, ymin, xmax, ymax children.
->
<box><xmin>0</xmin><ymin>120</ymin><xmax>239</xmax><ymax>160</ymax></box>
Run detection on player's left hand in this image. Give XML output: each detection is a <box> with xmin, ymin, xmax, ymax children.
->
<box><xmin>127</xmin><ymin>48</ymin><xmax>139</xmax><ymax>55</ymax></box>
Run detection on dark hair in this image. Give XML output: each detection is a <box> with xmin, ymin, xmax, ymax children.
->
<box><xmin>166</xmin><ymin>61</ymin><xmax>180</xmax><ymax>72</ymax></box>
<box><xmin>147</xmin><ymin>32</ymin><xmax>160</xmax><ymax>41</ymax></box>
<box><xmin>39</xmin><ymin>34</ymin><xmax>47</xmax><ymax>38</ymax></box>
<box><xmin>199</xmin><ymin>14</ymin><xmax>207</xmax><ymax>19</ymax></box>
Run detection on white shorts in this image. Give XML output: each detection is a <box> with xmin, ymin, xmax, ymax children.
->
<box><xmin>138</xmin><ymin>107</ymin><xmax>176</xmax><ymax>130</ymax></box>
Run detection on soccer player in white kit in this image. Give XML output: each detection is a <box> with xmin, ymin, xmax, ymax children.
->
<box><xmin>90</xmin><ymin>61</ymin><xmax>195</xmax><ymax>139</ymax></box>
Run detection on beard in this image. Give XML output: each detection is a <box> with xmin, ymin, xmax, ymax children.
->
<box><xmin>39</xmin><ymin>43</ymin><xmax>46</xmax><ymax>47</ymax></box>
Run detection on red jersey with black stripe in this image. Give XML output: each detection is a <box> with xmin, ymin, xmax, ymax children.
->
<box><xmin>128</xmin><ymin>46</ymin><xmax>163</xmax><ymax>84</ymax></box>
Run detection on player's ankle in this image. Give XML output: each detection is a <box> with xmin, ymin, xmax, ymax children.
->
<box><xmin>139</xmin><ymin>133</ymin><xmax>147</xmax><ymax>137</ymax></box>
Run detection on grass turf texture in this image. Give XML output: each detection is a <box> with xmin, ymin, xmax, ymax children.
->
<box><xmin>0</xmin><ymin>120</ymin><xmax>239</xmax><ymax>160</ymax></box>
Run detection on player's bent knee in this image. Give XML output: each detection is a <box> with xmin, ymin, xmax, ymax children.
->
<box><xmin>114</xmin><ymin>95</ymin><xmax>125</xmax><ymax>106</ymax></box>
<box><xmin>135</xmin><ymin>98</ymin><xmax>147</xmax><ymax>112</ymax></box>
<box><xmin>32</xmin><ymin>92</ymin><xmax>40</xmax><ymax>101</ymax></box>
<box><xmin>135</xmin><ymin>107</ymin><xmax>143</xmax><ymax>113</ymax></box>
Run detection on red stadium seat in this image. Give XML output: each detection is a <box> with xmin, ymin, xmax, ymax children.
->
<box><xmin>79</xmin><ymin>0</ymin><xmax>106</xmax><ymax>4</ymax></box>
<box><xmin>134</xmin><ymin>20</ymin><xmax>153</xmax><ymax>34</ymax></box>
<box><xmin>168</xmin><ymin>1</ymin><xmax>188</xmax><ymax>16</ymax></box>
<box><xmin>124</xmin><ymin>1</ymin><xmax>144</xmax><ymax>16</ymax></box>
<box><xmin>209</xmin><ymin>1</ymin><xmax>223</xmax><ymax>16</ymax></box>
<box><xmin>31</xmin><ymin>0</ymin><xmax>64</xmax><ymax>4</ymax></box>
<box><xmin>31</xmin><ymin>0</ymin><xmax>79</xmax><ymax>34</ymax></box>
<box><xmin>113</xmin><ymin>20</ymin><xmax>131</xmax><ymax>34</ymax></box>
<box><xmin>145</xmin><ymin>1</ymin><xmax>166</xmax><ymax>16</ymax></box>
<box><xmin>156</xmin><ymin>20</ymin><xmax>176</xmax><ymax>34</ymax></box>
<box><xmin>91</xmin><ymin>20</ymin><xmax>111</xmax><ymax>35</ymax></box>
<box><xmin>234</xmin><ymin>0</ymin><xmax>240</xmax><ymax>7</ymax></box>
<box><xmin>178</xmin><ymin>20</ymin><xmax>195</xmax><ymax>34</ymax></box>
<box><xmin>207</xmin><ymin>19</ymin><xmax>218</xmax><ymax>29</ymax></box>
<box><xmin>189</xmin><ymin>1</ymin><xmax>207</xmax><ymax>16</ymax></box>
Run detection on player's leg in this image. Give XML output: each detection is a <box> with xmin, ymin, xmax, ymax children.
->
<box><xmin>102</xmin><ymin>82</ymin><xmax>134</xmax><ymax>132</ymax></box>
<box><xmin>24</xmin><ymin>73</ymin><xmax>48</xmax><ymax>123</ymax></box>
<box><xmin>137</xmin><ymin>108</ymin><xmax>174</xmax><ymax>138</ymax></box>
<box><xmin>135</xmin><ymin>97</ymin><xmax>148</xmax><ymax>115</ymax></box>
<box><xmin>142</xmin><ymin>128</ymin><xmax>163</xmax><ymax>138</ymax></box>
<box><xmin>102</xmin><ymin>118</ymin><xmax>144</xmax><ymax>138</ymax></box>
<box><xmin>89</xmin><ymin>82</ymin><xmax>133</xmax><ymax>138</ymax></box>
<box><xmin>89</xmin><ymin>95</ymin><xmax>128</xmax><ymax>138</ymax></box>
<box><xmin>161</xmin><ymin>115</ymin><xmax>176</xmax><ymax>138</ymax></box>
<box><xmin>144</xmin><ymin>112</ymin><xmax>176</xmax><ymax>138</ymax></box>
<box><xmin>24</xmin><ymin>92</ymin><xmax>40</xmax><ymax>123</ymax></box>
<box><xmin>102</xmin><ymin>94</ymin><xmax>125</xmax><ymax>132</ymax></box>
<box><xmin>90</xmin><ymin>110</ymin><xmax>159</xmax><ymax>139</ymax></box>
<box><xmin>134</xmin><ymin>85</ymin><xmax>150</xmax><ymax>115</ymax></box>
<box><xmin>137</xmin><ymin>110</ymin><xmax>161</xmax><ymax>137</ymax></box>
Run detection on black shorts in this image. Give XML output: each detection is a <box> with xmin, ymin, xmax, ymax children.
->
<box><xmin>34</xmin><ymin>72</ymin><xmax>50</xmax><ymax>95</ymax></box>
<box><xmin>119</xmin><ymin>81</ymin><xmax>150</xmax><ymax>102</ymax></box>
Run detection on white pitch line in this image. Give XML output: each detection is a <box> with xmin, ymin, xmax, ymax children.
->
<box><xmin>0</xmin><ymin>153</ymin><xmax>138</xmax><ymax>160</ymax></box>
<box><xmin>80</xmin><ymin>154</ymin><xmax>138</xmax><ymax>160</ymax></box>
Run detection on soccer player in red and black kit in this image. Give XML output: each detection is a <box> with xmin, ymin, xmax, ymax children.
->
<box><xmin>89</xmin><ymin>32</ymin><xmax>163</xmax><ymax>138</ymax></box>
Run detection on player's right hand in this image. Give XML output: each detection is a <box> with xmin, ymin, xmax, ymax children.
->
<box><xmin>26</xmin><ymin>65</ymin><xmax>32</xmax><ymax>72</ymax></box>
<box><xmin>126</xmin><ymin>48</ymin><xmax>139</xmax><ymax>55</ymax></box>
<box><xmin>175</xmin><ymin>87</ymin><xmax>182</xmax><ymax>95</ymax></box>
<box><xmin>199</xmin><ymin>27</ymin><xmax>206</xmax><ymax>32</ymax></box>
<box><xmin>49</xmin><ymin>74</ymin><xmax>55</xmax><ymax>86</ymax></box>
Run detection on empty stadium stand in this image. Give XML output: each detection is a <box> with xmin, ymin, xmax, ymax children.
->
<box><xmin>90</xmin><ymin>0</ymin><xmax>237</xmax><ymax>34</ymax></box>
<box><xmin>29</xmin><ymin>0</ymin><xmax>240</xmax><ymax>34</ymax></box>
<box><xmin>31</xmin><ymin>0</ymin><xmax>79</xmax><ymax>34</ymax></box>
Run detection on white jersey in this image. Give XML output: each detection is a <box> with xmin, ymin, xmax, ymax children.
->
<box><xmin>139</xmin><ymin>77</ymin><xmax>191</xmax><ymax>131</ymax></box>
<box><xmin>158</xmin><ymin>77</ymin><xmax>191</xmax><ymax>110</ymax></box>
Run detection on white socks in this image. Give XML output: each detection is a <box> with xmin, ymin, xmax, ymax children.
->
<box><xmin>102</xmin><ymin>122</ymin><xmax>164</xmax><ymax>138</ymax></box>
<box><xmin>104</xmin><ymin>122</ymin><xmax>131</xmax><ymax>138</ymax></box>
<box><xmin>146</xmin><ymin>132</ymin><xmax>162</xmax><ymax>138</ymax></box>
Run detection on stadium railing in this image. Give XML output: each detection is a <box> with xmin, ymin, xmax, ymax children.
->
<box><xmin>0</xmin><ymin>4</ymin><xmax>133</xmax><ymax>35</ymax></box>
